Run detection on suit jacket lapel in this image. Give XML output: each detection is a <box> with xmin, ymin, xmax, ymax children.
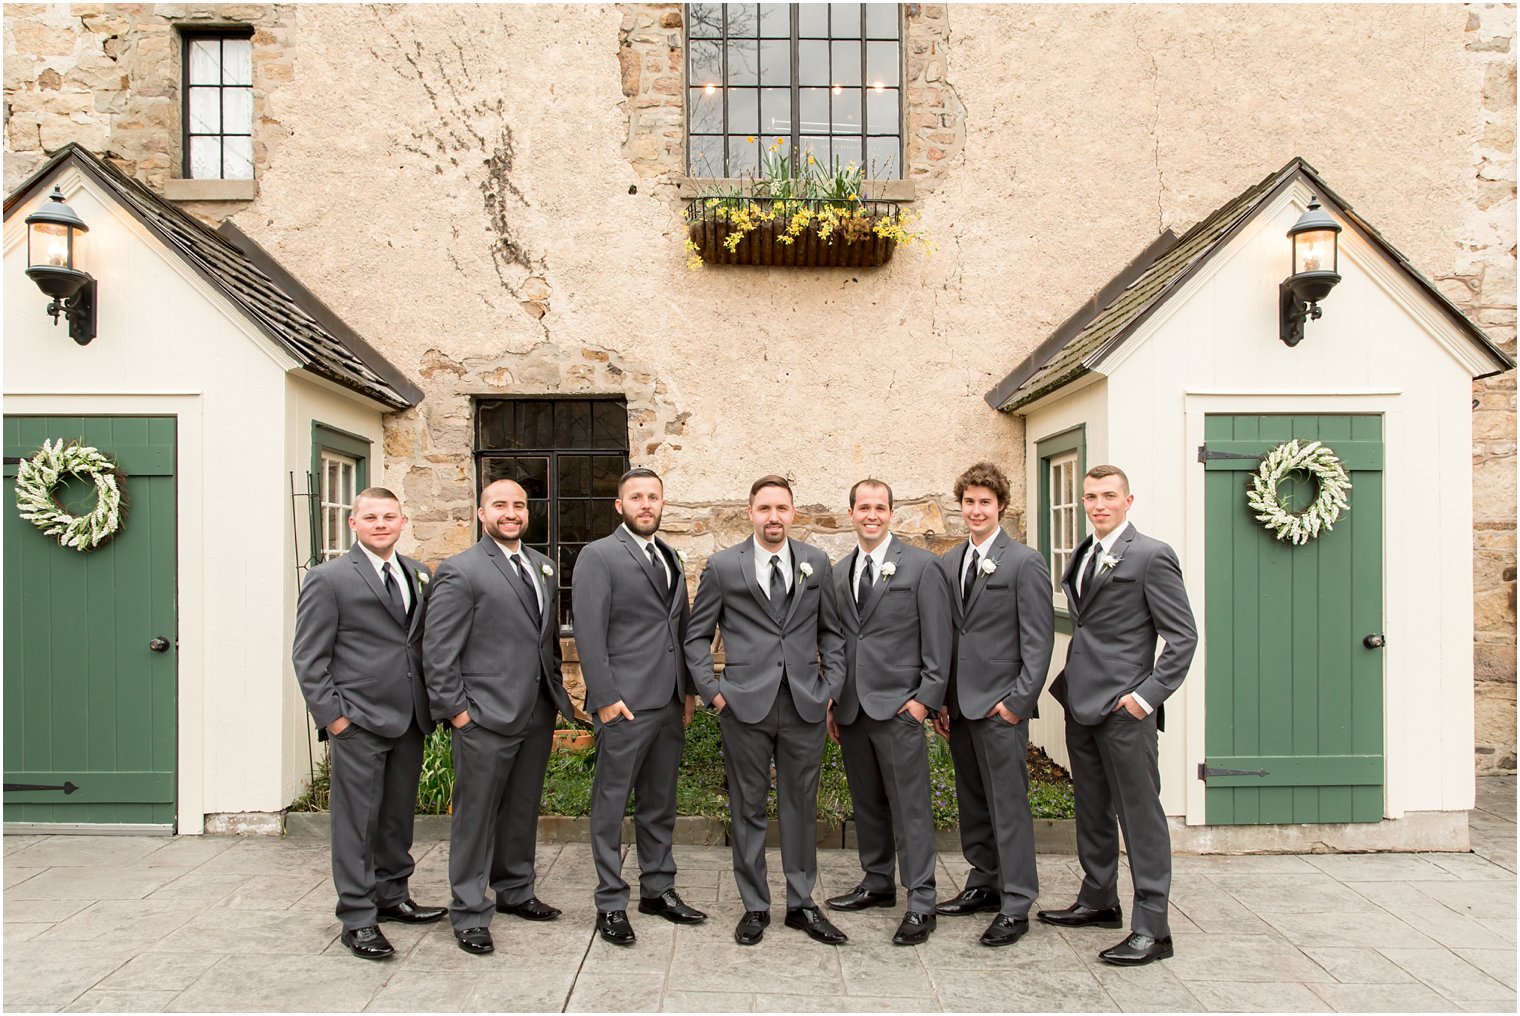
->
<box><xmin>736</xmin><ymin>540</ymin><xmax>775</xmax><ymax>621</ymax></box>
<box><xmin>617</xmin><ymin>527</ymin><xmax>669</xmax><ymax>603</ymax></box>
<box><xmin>349</xmin><ymin>546</ymin><xmax>406</xmax><ymax>629</ymax></box>
<box><xmin>857</xmin><ymin>538</ymin><xmax>899</xmax><ymax>627</ymax></box>
<box><xmin>484</xmin><ymin>537</ymin><xmax>540</xmax><ymax>624</ymax></box>
<box><xmin>838</xmin><ymin>548</ymin><xmax>862</xmax><ymax>625</ymax></box>
<box><xmin>653</xmin><ymin>536</ymin><xmax>682</xmax><ymax>617</ymax></box>
<box><xmin>1083</xmin><ymin>525</ymin><xmax>1137</xmax><ymax>607</ymax></box>
<box><xmin>526</xmin><ymin>546</ymin><xmax>554</xmax><ymax>636</ymax></box>
<box><xmin>1062</xmin><ymin>534</ymin><xmax>1091</xmax><ymax>620</ymax></box>
<box><xmin>781</xmin><ymin>539</ymin><xmax>808</xmax><ymax>629</ymax></box>
<box><xmin>401</xmin><ymin>556</ymin><xmax>425</xmax><ymax>638</ymax></box>
<box><xmin>963</xmin><ymin>530</ymin><xmax>1008</xmax><ymax>616</ymax></box>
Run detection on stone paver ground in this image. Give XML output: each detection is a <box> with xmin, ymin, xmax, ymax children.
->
<box><xmin>4</xmin><ymin>778</ymin><xmax>1515</xmax><ymax>1013</ymax></box>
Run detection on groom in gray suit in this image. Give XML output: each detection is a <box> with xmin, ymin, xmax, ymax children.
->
<box><xmin>825</xmin><ymin>479</ymin><xmax>952</xmax><ymax>946</ymax></box>
<box><xmin>932</xmin><ymin>461</ymin><xmax>1054</xmax><ymax>947</ymax></box>
<box><xmin>1038</xmin><ymin>464</ymin><xmax>1197</xmax><ymax>967</ymax></box>
<box><xmin>293</xmin><ymin>487</ymin><xmax>446</xmax><ymax>961</ymax></box>
<box><xmin>424</xmin><ymin>478</ymin><xmax>574</xmax><ymax>955</ymax></box>
<box><xmin>572</xmin><ymin>467</ymin><xmax>706</xmax><ymax>946</ymax></box>
<box><xmin>686</xmin><ymin>475</ymin><xmax>848</xmax><ymax>947</ymax></box>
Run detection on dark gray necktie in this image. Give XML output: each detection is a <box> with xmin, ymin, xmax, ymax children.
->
<box><xmin>381</xmin><ymin>561</ymin><xmax>406</xmax><ymax>626</ymax></box>
<box><xmin>647</xmin><ymin>543</ymin><xmax>670</xmax><ymax>600</ymax></box>
<box><xmin>1078</xmin><ymin>544</ymin><xmax>1100</xmax><ymax>604</ymax></box>
<box><xmin>512</xmin><ymin>554</ymin><xmax>541</xmax><ymax>623</ymax></box>
<box><xmin>962</xmin><ymin>549</ymin><xmax>979</xmax><ymax>605</ymax></box>
<box><xmin>856</xmin><ymin>555</ymin><xmax>874</xmax><ymax>612</ymax></box>
<box><xmin>768</xmin><ymin>555</ymin><xmax>787</xmax><ymax>618</ymax></box>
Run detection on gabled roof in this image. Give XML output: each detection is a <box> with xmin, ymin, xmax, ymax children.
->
<box><xmin>987</xmin><ymin>157</ymin><xmax>1515</xmax><ymax>413</ymax></box>
<box><xmin>4</xmin><ymin>144</ymin><xmax>421</xmax><ymax>410</ymax></box>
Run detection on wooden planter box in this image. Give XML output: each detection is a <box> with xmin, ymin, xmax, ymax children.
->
<box><xmin>688</xmin><ymin>217</ymin><xmax>898</xmax><ymax>268</ymax></box>
<box><xmin>552</xmin><ymin>729</ymin><xmax>594</xmax><ymax>753</ymax></box>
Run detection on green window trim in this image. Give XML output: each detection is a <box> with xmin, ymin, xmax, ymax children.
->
<box><xmin>1035</xmin><ymin>424</ymin><xmax>1085</xmax><ymax>623</ymax></box>
<box><xmin>309</xmin><ymin>422</ymin><xmax>371</xmax><ymax>566</ymax></box>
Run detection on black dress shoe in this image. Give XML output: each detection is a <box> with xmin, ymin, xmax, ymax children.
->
<box><xmin>935</xmin><ymin>887</ymin><xmax>1000</xmax><ymax>916</ymax></box>
<box><xmin>1099</xmin><ymin>932</ymin><xmax>1173</xmax><ymax>966</ymax></box>
<box><xmin>597</xmin><ymin>909</ymin><xmax>636</xmax><ymax>945</ymax></box>
<box><xmin>496</xmin><ymin>896</ymin><xmax>562</xmax><ymax>921</ymax></box>
<box><xmin>454</xmin><ymin>926</ymin><xmax>494</xmax><ymax>955</ymax></box>
<box><xmin>377</xmin><ymin>898</ymin><xmax>446</xmax><ymax>924</ymax></box>
<box><xmin>734</xmin><ymin>909</ymin><xmax>770</xmax><ymax>946</ymax></box>
<box><xmin>826</xmin><ymin>884</ymin><xmax>898</xmax><ymax>912</ymax></box>
<box><xmin>784</xmin><ymin>906</ymin><xmax>849</xmax><ymax>945</ymax></box>
<box><xmin>1036</xmin><ymin>902</ymin><xmax>1124</xmax><ymax>929</ymax></box>
<box><xmin>340</xmin><ymin>925</ymin><xmax>395</xmax><ymax>960</ymax></box>
<box><xmin>980</xmin><ymin>914</ymin><xmax>1030</xmax><ymax>947</ymax></box>
<box><xmin>637</xmin><ymin>889</ymin><xmax>707</xmax><ymax>924</ymax></box>
<box><xmin>892</xmin><ymin>911</ymin><xmax>936</xmax><ymax>945</ymax></box>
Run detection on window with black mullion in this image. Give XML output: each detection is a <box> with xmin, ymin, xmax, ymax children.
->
<box><xmin>687</xmin><ymin>3</ymin><xmax>902</xmax><ymax>179</ymax></box>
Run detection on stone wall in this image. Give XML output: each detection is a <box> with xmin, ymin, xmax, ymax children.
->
<box><xmin>5</xmin><ymin>3</ymin><xmax>1515</xmax><ymax>769</ymax></box>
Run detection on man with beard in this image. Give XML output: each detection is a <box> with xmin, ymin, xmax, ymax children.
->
<box><xmin>572</xmin><ymin>467</ymin><xmax>706</xmax><ymax>945</ymax></box>
<box><xmin>685</xmin><ymin>475</ymin><xmax>848</xmax><ymax>947</ymax></box>
<box><xmin>424</xmin><ymin>478</ymin><xmax>575</xmax><ymax>954</ymax></box>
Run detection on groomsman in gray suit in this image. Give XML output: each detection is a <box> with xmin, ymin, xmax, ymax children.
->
<box><xmin>1039</xmin><ymin>464</ymin><xmax>1196</xmax><ymax>967</ymax></box>
<box><xmin>825</xmin><ymin>479</ymin><xmax>953</xmax><ymax>946</ymax></box>
<box><xmin>424</xmin><ymin>478</ymin><xmax>574</xmax><ymax>955</ymax></box>
<box><xmin>932</xmin><ymin>462</ymin><xmax>1054</xmax><ymax>947</ymax></box>
<box><xmin>572</xmin><ymin>468</ymin><xmax>706</xmax><ymax>946</ymax></box>
<box><xmin>686</xmin><ymin>475</ymin><xmax>848</xmax><ymax>947</ymax></box>
<box><xmin>293</xmin><ymin>487</ymin><xmax>446</xmax><ymax>961</ymax></box>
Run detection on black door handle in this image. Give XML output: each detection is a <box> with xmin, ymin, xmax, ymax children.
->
<box><xmin>1363</xmin><ymin>633</ymin><xmax>1385</xmax><ymax>649</ymax></box>
<box><xmin>149</xmin><ymin>637</ymin><xmax>171</xmax><ymax>653</ymax></box>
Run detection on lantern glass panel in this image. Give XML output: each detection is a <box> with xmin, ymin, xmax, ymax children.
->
<box><xmin>1293</xmin><ymin>229</ymin><xmax>1337</xmax><ymax>275</ymax></box>
<box><xmin>30</xmin><ymin>221</ymin><xmax>71</xmax><ymax>269</ymax></box>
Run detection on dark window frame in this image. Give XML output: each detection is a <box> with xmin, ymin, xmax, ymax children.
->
<box><xmin>309</xmin><ymin>422</ymin><xmax>371</xmax><ymax>568</ymax></box>
<box><xmin>474</xmin><ymin>398</ymin><xmax>631</xmax><ymax>633</ymax></box>
<box><xmin>685</xmin><ymin>3</ymin><xmax>905</xmax><ymax>179</ymax></box>
<box><xmin>1035</xmin><ymin>424</ymin><xmax>1085</xmax><ymax>636</ymax></box>
<box><xmin>179</xmin><ymin>27</ymin><xmax>256</xmax><ymax>180</ymax></box>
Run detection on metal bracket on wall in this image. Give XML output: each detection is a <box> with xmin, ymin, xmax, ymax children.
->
<box><xmin>1197</xmin><ymin>764</ymin><xmax>1269</xmax><ymax>781</ymax></box>
<box><xmin>4</xmin><ymin>782</ymin><xmax>79</xmax><ymax>794</ymax></box>
<box><xmin>1197</xmin><ymin>446</ymin><xmax>1264</xmax><ymax>464</ymax></box>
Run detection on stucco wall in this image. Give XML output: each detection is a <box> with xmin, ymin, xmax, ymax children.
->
<box><xmin>5</xmin><ymin>3</ymin><xmax>1514</xmax><ymax>777</ymax></box>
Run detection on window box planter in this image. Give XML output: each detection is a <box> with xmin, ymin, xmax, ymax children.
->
<box><xmin>684</xmin><ymin>197</ymin><xmax>919</xmax><ymax>269</ymax></box>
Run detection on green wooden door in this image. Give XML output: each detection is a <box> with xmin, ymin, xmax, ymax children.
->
<box><xmin>4</xmin><ymin>416</ymin><xmax>177</xmax><ymax>828</ymax></box>
<box><xmin>1202</xmin><ymin>414</ymin><xmax>1384</xmax><ymax>824</ymax></box>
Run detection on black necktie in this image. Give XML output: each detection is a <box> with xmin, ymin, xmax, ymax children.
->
<box><xmin>647</xmin><ymin>543</ymin><xmax>670</xmax><ymax>600</ymax></box>
<box><xmin>962</xmin><ymin>549</ymin><xmax>979</xmax><ymax>605</ymax></box>
<box><xmin>1078</xmin><ymin>544</ymin><xmax>1100</xmax><ymax>604</ymax></box>
<box><xmin>512</xmin><ymin>554</ymin><xmax>541</xmax><ymax>623</ymax></box>
<box><xmin>382</xmin><ymin>561</ymin><xmax>406</xmax><ymax>626</ymax></box>
<box><xmin>856</xmin><ymin>555</ymin><xmax>874</xmax><ymax>612</ymax></box>
<box><xmin>768</xmin><ymin>555</ymin><xmax>787</xmax><ymax>618</ymax></box>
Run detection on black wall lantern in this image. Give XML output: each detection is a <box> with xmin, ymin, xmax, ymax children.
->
<box><xmin>1279</xmin><ymin>196</ymin><xmax>1341</xmax><ymax>348</ymax></box>
<box><xmin>24</xmin><ymin>186</ymin><xmax>96</xmax><ymax>345</ymax></box>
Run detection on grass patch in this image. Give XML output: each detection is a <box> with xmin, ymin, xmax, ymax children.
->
<box><xmin>289</xmin><ymin>709</ymin><xmax>1075</xmax><ymax>826</ymax></box>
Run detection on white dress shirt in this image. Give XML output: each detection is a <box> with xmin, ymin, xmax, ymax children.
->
<box><xmin>358</xmin><ymin>542</ymin><xmax>411</xmax><ymax>612</ymax></box>
<box><xmin>493</xmin><ymin>538</ymin><xmax>543</xmax><ymax>614</ymax></box>
<box><xmin>958</xmin><ymin>529</ymin><xmax>1001</xmax><ymax>588</ymax></box>
<box><xmin>853</xmin><ymin>533</ymin><xmax>894</xmax><ymax>590</ymax></box>
<box><xmin>1075</xmin><ymin>521</ymin><xmax>1151</xmax><ymax>715</ymax></box>
<box><xmin>752</xmin><ymin>536</ymin><xmax>794</xmax><ymax>596</ymax></box>
<box><xmin>621</xmin><ymin>523</ymin><xmax>672</xmax><ymax>590</ymax></box>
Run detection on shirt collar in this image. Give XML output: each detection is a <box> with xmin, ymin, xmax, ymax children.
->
<box><xmin>753</xmin><ymin>535</ymin><xmax>791</xmax><ymax>567</ymax></box>
<box><xmin>968</xmin><ymin>528</ymin><xmax>1000</xmax><ymax>557</ymax></box>
<box><xmin>621</xmin><ymin>522</ymin><xmax>657</xmax><ymax>553</ymax></box>
<box><xmin>357</xmin><ymin>541</ymin><xmax>397</xmax><ymax>574</ymax></box>
<box><xmin>492</xmin><ymin>538</ymin><xmax>528</xmax><ymax>563</ymax></box>
<box><xmin>857</xmin><ymin>532</ymin><xmax>893</xmax><ymax>568</ymax></box>
<box><xmin>1095</xmin><ymin>520</ymin><xmax>1131</xmax><ymax>556</ymax></box>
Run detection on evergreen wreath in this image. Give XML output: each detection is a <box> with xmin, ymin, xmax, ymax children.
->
<box><xmin>14</xmin><ymin>439</ymin><xmax>126</xmax><ymax>552</ymax></box>
<box><xmin>1245</xmin><ymin>439</ymin><xmax>1351</xmax><ymax>546</ymax></box>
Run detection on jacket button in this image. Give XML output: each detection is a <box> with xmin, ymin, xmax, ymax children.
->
<box><xmin>776</xmin><ymin>661</ymin><xmax>783</xmax><ymax>667</ymax></box>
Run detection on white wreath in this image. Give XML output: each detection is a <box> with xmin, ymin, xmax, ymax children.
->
<box><xmin>14</xmin><ymin>439</ymin><xmax>125</xmax><ymax>552</ymax></box>
<box><xmin>1246</xmin><ymin>439</ymin><xmax>1351</xmax><ymax>546</ymax></box>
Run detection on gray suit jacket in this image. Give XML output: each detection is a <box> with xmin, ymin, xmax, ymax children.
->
<box><xmin>1051</xmin><ymin>524</ymin><xmax>1197</xmax><ymax>728</ymax></box>
<box><xmin>685</xmin><ymin>538</ymin><xmax>846</xmax><ymax>725</ymax></box>
<box><xmin>832</xmin><ymin>536</ymin><xmax>953</xmax><ymax>724</ymax></box>
<box><xmin>942</xmin><ymin>529</ymin><xmax>1055</xmax><ymax>722</ymax></box>
<box><xmin>292</xmin><ymin>544</ymin><xmax>431</xmax><ymax>739</ymax></box>
<box><xmin>571</xmin><ymin>527</ymin><xmax>690</xmax><ymax>713</ymax></box>
<box><xmin>422</xmin><ymin>536</ymin><xmax>572</xmax><ymax>735</ymax></box>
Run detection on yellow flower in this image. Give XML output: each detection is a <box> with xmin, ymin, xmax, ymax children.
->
<box><xmin>807</xmin><ymin>153</ymin><xmax>815</xmax><ymax>164</ymax></box>
<box><xmin>746</xmin><ymin>135</ymin><xmax>755</xmax><ymax>144</ymax></box>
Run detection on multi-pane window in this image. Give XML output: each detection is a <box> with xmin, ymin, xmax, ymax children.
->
<box><xmin>182</xmin><ymin>32</ymin><xmax>254</xmax><ymax>180</ymax></box>
<box><xmin>1047</xmin><ymin>451</ymin><xmax>1080</xmax><ymax>596</ymax></box>
<box><xmin>686</xmin><ymin>3</ymin><xmax>903</xmax><ymax>179</ymax></box>
<box><xmin>319</xmin><ymin>450</ymin><xmax>358</xmax><ymax>562</ymax></box>
<box><xmin>476</xmin><ymin>399</ymin><xmax>631</xmax><ymax>630</ymax></box>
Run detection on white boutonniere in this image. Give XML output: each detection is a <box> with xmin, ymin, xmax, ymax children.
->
<box><xmin>1099</xmin><ymin>552</ymin><xmax>1120</xmax><ymax>573</ymax></box>
<box><xmin>540</xmin><ymin>563</ymin><xmax>554</xmax><ymax>578</ymax></box>
<box><xmin>417</xmin><ymin>571</ymin><xmax>430</xmax><ymax>587</ymax></box>
<box><xmin>879</xmin><ymin>561</ymin><xmax>897</xmax><ymax>579</ymax></box>
<box><xmin>677</xmin><ymin>549</ymin><xmax>688</xmax><ymax>567</ymax></box>
<box><xmin>979</xmin><ymin>557</ymin><xmax>997</xmax><ymax>576</ymax></box>
<box><xmin>799</xmin><ymin>561</ymin><xmax>814</xmax><ymax>581</ymax></box>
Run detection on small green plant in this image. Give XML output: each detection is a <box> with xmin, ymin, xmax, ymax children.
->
<box><xmin>415</xmin><ymin>727</ymin><xmax>455</xmax><ymax>815</ymax></box>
